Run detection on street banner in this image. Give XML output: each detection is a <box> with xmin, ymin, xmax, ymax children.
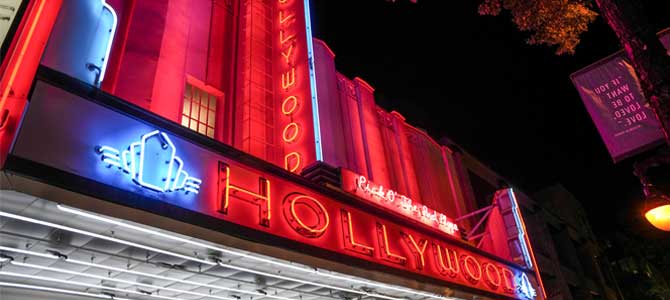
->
<box><xmin>570</xmin><ymin>31</ymin><xmax>670</xmax><ymax>162</ymax></box>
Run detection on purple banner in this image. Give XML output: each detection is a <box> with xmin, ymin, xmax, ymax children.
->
<box><xmin>571</xmin><ymin>31</ymin><xmax>669</xmax><ymax>162</ymax></box>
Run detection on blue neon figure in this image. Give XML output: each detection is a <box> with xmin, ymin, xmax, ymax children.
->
<box><xmin>96</xmin><ymin>130</ymin><xmax>202</xmax><ymax>194</ymax></box>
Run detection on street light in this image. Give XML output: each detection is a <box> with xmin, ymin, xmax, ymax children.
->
<box><xmin>643</xmin><ymin>192</ymin><xmax>670</xmax><ymax>231</ymax></box>
<box><xmin>634</xmin><ymin>151</ymin><xmax>670</xmax><ymax>231</ymax></box>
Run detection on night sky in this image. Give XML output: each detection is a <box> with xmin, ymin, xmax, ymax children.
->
<box><xmin>310</xmin><ymin>0</ymin><xmax>670</xmax><ymax>239</ymax></box>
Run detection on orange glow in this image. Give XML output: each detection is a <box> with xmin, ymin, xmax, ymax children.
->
<box><xmin>645</xmin><ymin>204</ymin><xmax>670</xmax><ymax>231</ymax></box>
<box><xmin>279</xmin><ymin>30</ymin><xmax>295</xmax><ymax>45</ymax></box>
<box><xmin>403</xmin><ymin>233</ymin><xmax>427</xmax><ymax>269</ymax></box>
<box><xmin>282</xmin><ymin>122</ymin><xmax>300</xmax><ymax>143</ymax></box>
<box><xmin>376</xmin><ymin>223</ymin><xmax>407</xmax><ymax>265</ymax></box>
<box><xmin>483</xmin><ymin>263</ymin><xmax>501</xmax><ymax>289</ymax></box>
<box><xmin>218</xmin><ymin>163</ymin><xmax>271</xmax><ymax>226</ymax></box>
<box><xmin>434</xmin><ymin>244</ymin><xmax>459</xmax><ymax>277</ymax></box>
<box><xmin>281</xmin><ymin>44</ymin><xmax>294</xmax><ymax>64</ymax></box>
<box><xmin>341</xmin><ymin>209</ymin><xmax>374</xmax><ymax>256</ymax></box>
<box><xmin>1</xmin><ymin>0</ymin><xmax>47</xmax><ymax>109</ymax></box>
<box><xmin>281</xmin><ymin>68</ymin><xmax>296</xmax><ymax>89</ymax></box>
<box><xmin>288</xmin><ymin>194</ymin><xmax>329</xmax><ymax>237</ymax></box>
<box><xmin>501</xmin><ymin>267</ymin><xmax>515</xmax><ymax>293</ymax></box>
<box><xmin>281</xmin><ymin>95</ymin><xmax>298</xmax><ymax>115</ymax></box>
<box><xmin>284</xmin><ymin>151</ymin><xmax>301</xmax><ymax>173</ymax></box>
<box><xmin>462</xmin><ymin>255</ymin><xmax>482</xmax><ymax>283</ymax></box>
<box><xmin>279</xmin><ymin>10</ymin><xmax>295</xmax><ymax>24</ymax></box>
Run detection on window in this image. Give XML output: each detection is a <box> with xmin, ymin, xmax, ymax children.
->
<box><xmin>182</xmin><ymin>81</ymin><xmax>218</xmax><ymax>138</ymax></box>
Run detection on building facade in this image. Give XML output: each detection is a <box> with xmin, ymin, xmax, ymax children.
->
<box><xmin>460</xmin><ymin>150</ymin><xmax>623</xmax><ymax>300</ymax></box>
<box><xmin>1</xmin><ymin>1</ymin><xmax>546</xmax><ymax>300</ymax></box>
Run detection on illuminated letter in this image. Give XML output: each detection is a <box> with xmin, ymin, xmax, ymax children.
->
<box><xmin>279</xmin><ymin>10</ymin><xmax>295</xmax><ymax>24</ymax></box>
<box><xmin>501</xmin><ymin>267</ymin><xmax>516</xmax><ymax>294</ymax></box>
<box><xmin>282</xmin><ymin>122</ymin><xmax>300</xmax><ymax>143</ymax></box>
<box><xmin>281</xmin><ymin>68</ymin><xmax>296</xmax><ymax>89</ymax></box>
<box><xmin>278</xmin><ymin>0</ymin><xmax>289</xmax><ymax>4</ymax></box>
<box><xmin>281</xmin><ymin>43</ymin><xmax>295</xmax><ymax>65</ymax></box>
<box><xmin>217</xmin><ymin>162</ymin><xmax>271</xmax><ymax>227</ymax></box>
<box><xmin>284</xmin><ymin>152</ymin><xmax>301</xmax><ymax>173</ymax></box>
<box><xmin>282</xmin><ymin>193</ymin><xmax>329</xmax><ymax>238</ymax></box>
<box><xmin>432</xmin><ymin>243</ymin><xmax>459</xmax><ymax>278</ymax></box>
<box><xmin>280</xmin><ymin>30</ymin><xmax>295</xmax><ymax>45</ymax></box>
<box><xmin>375</xmin><ymin>222</ymin><xmax>407</xmax><ymax>265</ymax></box>
<box><xmin>401</xmin><ymin>232</ymin><xmax>427</xmax><ymax>270</ymax></box>
<box><xmin>281</xmin><ymin>95</ymin><xmax>298</xmax><ymax>115</ymax></box>
<box><xmin>340</xmin><ymin>209</ymin><xmax>374</xmax><ymax>256</ymax></box>
<box><xmin>483</xmin><ymin>263</ymin><xmax>501</xmax><ymax>290</ymax></box>
<box><xmin>461</xmin><ymin>255</ymin><xmax>482</xmax><ymax>284</ymax></box>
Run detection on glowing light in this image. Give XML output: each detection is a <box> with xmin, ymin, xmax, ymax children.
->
<box><xmin>403</xmin><ymin>233</ymin><xmax>427</xmax><ymax>269</ymax></box>
<box><xmin>0</xmin><ymin>0</ymin><xmax>47</xmax><ymax>109</ymax></box>
<box><xmin>0</xmin><ymin>211</ymin><xmax>215</xmax><ymax>265</ymax></box>
<box><xmin>645</xmin><ymin>204</ymin><xmax>670</xmax><ymax>231</ymax></box>
<box><xmin>376</xmin><ymin>223</ymin><xmax>407</xmax><ymax>265</ymax></box>
<box><xmin>95</xmin><ymin>130</ymin><xmax>202</xmax><ymax>194</ymax></box>
<box><xmin>518</xmin><ymin>273</ymin><xmax>537</xmax><ymax>299</ymax></box>
<box><xmin>483</xmin><ymin>263</ymin><xmax>501</xmax><ymax>289</ymax></box>
<box><xmin>285</xmin><ymin>194</ymin><xmax>330</xmax><ymax>237</ymax></box>
<box><xmin>508</xmin><ymin>188</ymin><xmax>544</xmax><ymax>299</ymax></box>
<box><xmin>352</xmin><ymin>173</ymin><xmax>458</xmax><ymax>236</ymax></box>
<box><xmin>218</xmin><ymin>163</ymin><xmax>271</xmax><ymax>226</ymax></box>
<box><xmin>282</xmin><ymin>95</ymin><xmax>298</xmax><ymax>115</ymax></box>
<box><xmin>302</xmin><ymin>0</ymin><xmax>323</xmax><ymax>162</ymax></box>
<box><xmin>281</xmin><ymin>67</ymin><xmax>296</xmax><ymax>89</ymax></box>
<box><xmin>9</xmin><ymin>262</ymin><xmax>238</xmax><ymax>300</ymax></box>
<box><xmin>284</xmin><ymin>151</ymin><xmax>302</xmax><ymax>172</ymax></box>
<box><xmin>433</xmin><ymin>243</ymin><xmax>459</xmax><ymax>278</ymax></box>
<box><xmin>282</xmin><ymin>122</ymin><xmax>300</xmax><ymax>143</ymax></box>
<box><xmin>0</xmin><ymin>245</ymin><xmax>291</xmax><ymax>300</ymax></box>
<box><xmin>53</xmin><ymin>206</ymin><xmax>446</xmax><ymax>300</ymax></box>
<box><xmin>0</xmin><ymin>281</ymin><xmax>123</xmax><ymax>300</ymax></box>
<box><xmin>341</xmin><ymin>209</ymin><xmax>374</xmax><ymax>256</ymax></box>
<box><xmin>0</xmin><ymin>271</ymin><xmax>180</xmax><ymax>300</ymax></box>
<box><xmin>98</xmin><ymin>1</ymin><xmax>118</xmax><ymax>84</ymax></box>
<box><xmin>461</xmin><ymin>255</ymin><xmax>482</xmax><ymax>283</ymax></box>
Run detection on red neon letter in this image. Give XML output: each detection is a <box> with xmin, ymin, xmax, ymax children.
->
<box><xmin>483</xmin><ymin>263</ymin><xmax>501</xmax><ymax>290</ymax></box>
<box><xmin>501</xmin><ymin>267</ymin><xmax>516</xmax><ymax>294</ymax></box>
<box><xmin>279</xmin><ymin>10</ymin><xmax>295</xmax><ymax>25</ymax></box>
<box><xmin>279</xmin><ymin>30</ymin><xmax>295</xmax><ymax>45</ymax></box>
<box><xmin>432</xmin><ymin>243</ymin><xmax>459</xmax><ymax>278</ymax></box>
<box><xmin>281</xmin><ymin>95</ymin><xmax>298</xmax><ymax>115</ymax></box>
<box><xmin>282</xmin><ymin>193</ymin><xmax>330</xmax><ymax>238</ymax></box>
<box><xmin>284</xmin><ymin>152</ymin><xmax>301</xmax><ymax>173</ymax></box>
<box><xmin>281</xmin><ymin>43</ymin><xmax>294</xmax><ymax>64</ymax></box>
<box><xmin>401</xmin><ymin>232</ymin><xmax>427</xmax><ymax>270</ymax></box>
<box><xmin>281</xmin><ymin>67</ymin><xmax>296</xmax><ymax>89</ymax></box>
<box><xmin>217</xmin><ymin>162</ymin><xmax>271</xmax><ymax>227</ymax></box>
<box><xmin>340</xmin><ymin>209</ymin><xmax>374</xmax><ymax>256</ymax></box>
<box><xmin>375</xmin><ymin>223</ymin><xmax>407</xmax><ymax>265</ymax></box>
<box><xmin>461</xmin><ymin>255</ymin><xmax>482</xmax><ymax>284</ymax></box>
<box><xmin>282</xmin><ymin>122</ymin><xmax>300</xmax><ymax>143</ymax></box>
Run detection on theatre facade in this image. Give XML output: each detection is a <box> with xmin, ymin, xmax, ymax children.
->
<box><xmin>0</xmin><ymin>1</ymin><xmax>545</xmax><ymax>300</ymax></box>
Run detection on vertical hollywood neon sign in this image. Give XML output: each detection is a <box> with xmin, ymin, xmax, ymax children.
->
<box><xmin>276</xmin><ymin>0</ymin><xmax>316</xmax><ymax>173</ymax></box>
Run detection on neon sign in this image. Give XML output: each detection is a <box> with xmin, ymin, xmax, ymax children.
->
<box><xmin>342</xmin><ymin>169</ymin><xmax>459</xmax><ymax>237</ymax></box>
<box><xmin>96</xmin><ymin>130</ymin><xmax>202</xmax><ymax>194</ymax></box>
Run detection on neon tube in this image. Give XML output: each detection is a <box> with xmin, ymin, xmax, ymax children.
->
<box><xmin>0</xmin><ymin>281</ymin><xmax>126</xmax><ymax>300</ymax></box>
<box><xmin>98</xmin><ymin>1</ymin><xmax>117</xmax><ymax>84</ymax></box>
<box><xmin>0</xmin><ymin>246</ymin><xmax>290</xmax><ymax>300</ymax></box>
<box><xmin>10</xmin><ymin>261</ymin><xmax>238</xmax><ymax>300</ymax></box>
<box><xmin>0</xmin><ymin>272</ymin><xmax>182</xmax><ymax>300</ymax></box>
<box><xmin>0</xmin><ymin>211</ymin><xmax>214</xmax><ymax>265</ymax></box>
<box><xmin>57</xmin><ymin>205</ymin><xmax>446</xmax><ymax>299</ymax></box>
<box><xmin>303</xmin><ymin>0</ymin><xmax>323</xmax><ymax>161</ymax></box>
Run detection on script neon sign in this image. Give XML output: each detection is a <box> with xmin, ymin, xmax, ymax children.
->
<box><xmin>344</xmin><ymin>170</ymin><xmax>459</xmax><ymax>237</ymax></box>
<box><xmin>96</xmin><ymin>130</ymin><xmax>202</xmax><ymax>194</ymax></box>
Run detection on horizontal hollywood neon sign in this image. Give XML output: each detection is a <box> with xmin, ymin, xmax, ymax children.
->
<box><xmin>12</xmin><ymin>79</ymin><xmax>542</xmax><ymax>300</ymax></box>
<box><xmin>342</xmin><ymin>169</ymin><xmax>459</xmax><ymax>237</ymax></box>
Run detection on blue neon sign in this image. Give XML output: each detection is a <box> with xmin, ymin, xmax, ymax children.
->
<box><xmin>96</xmin><ymin>130</ymin><xmax>202</xmax><ymax>194</ymax></box>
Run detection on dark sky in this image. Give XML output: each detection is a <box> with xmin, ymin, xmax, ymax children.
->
<box><xmin>310</xmin><ymin>0</ymin><xmax>670</xmax><ymax>239</ymax></box>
